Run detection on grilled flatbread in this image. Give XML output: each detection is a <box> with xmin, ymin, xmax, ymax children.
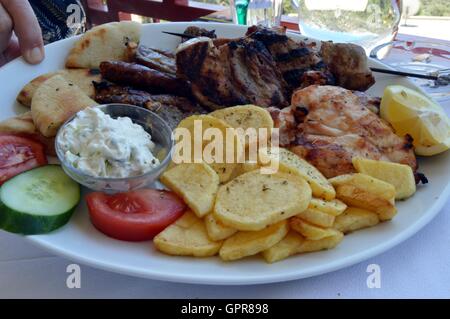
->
<box><xmin>66</xmin><ymin>21</ymin><xmax>141</xmax><ymax>68</ymax></box>
<box><xmin>31</xmin><ymin>75</ymin><xmax>98</xmax><ymax>137</ymax></box>
<box><xmin>17</xmin><ymin>69</ymin><xmax>101</xmax><ymax>107</ymax></box>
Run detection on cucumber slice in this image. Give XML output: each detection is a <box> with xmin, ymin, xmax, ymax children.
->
<box><xmin>0</xmin><ymin>165</ymin><xmax>80</xmax><ymax>234</ymax></box>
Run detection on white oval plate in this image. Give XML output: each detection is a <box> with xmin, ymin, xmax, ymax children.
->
<box><xmin>0</xmin><ymin>22</ymin><xmax>449</xmax><ymax>285</ymax></box>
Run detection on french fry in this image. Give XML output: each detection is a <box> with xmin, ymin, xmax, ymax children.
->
<box><xmin>290</xmin><ymin>217</ymin><xmax>340</xmax><ymax>240</ymax></box>
<box><xmin>262</xmin><ymin>230</ymin><xmax>344</xmax><ymax>263</ymax></box>
<box><xmin>219</xmin><ymin>220</ymin><xmax>289</xmax><ymax>261</ymax></box>
<box><xmin>333</xmin><ymin>207</ymin><xmax>380</xmax><ymax>233</ymax></box>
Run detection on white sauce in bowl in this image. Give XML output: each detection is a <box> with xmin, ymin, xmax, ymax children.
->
<box><xmin>58</xmin><ymin>107</ymin><xmax>160</xmax><ymax>178</ymax></box>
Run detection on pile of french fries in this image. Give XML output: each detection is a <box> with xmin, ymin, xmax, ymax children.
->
<box><xmin>154</xmin><ymin>105</ymin><xmax>417</xmax><ymax>263</ymax></box>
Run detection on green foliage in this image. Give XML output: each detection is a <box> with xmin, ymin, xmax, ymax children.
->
<box><xmin>418</xmin><ymin>0</ymin><xmax>450</xmax><ymax>16</ymax></box>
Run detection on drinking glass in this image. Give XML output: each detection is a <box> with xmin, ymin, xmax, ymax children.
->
<box><xmin>296</xmin><ymin>0</ymin><xmax>402</xmax><ymax>53</ymax></box>
<box><xmin>230</xmin><ymin>0</ymin><xmax>283</xmax><ymax>27</ymax></box>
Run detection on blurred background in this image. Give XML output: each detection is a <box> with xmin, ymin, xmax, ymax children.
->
<box><xmin>81</xmin><ymin>1</ymin><xmax>450</xmax><ymax>41</ymax></box>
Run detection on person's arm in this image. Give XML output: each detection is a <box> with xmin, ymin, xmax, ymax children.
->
<box><xmin>0</xmin><ymin>0</ymin><xmax>44</xmax><ymax>66</ymax></box>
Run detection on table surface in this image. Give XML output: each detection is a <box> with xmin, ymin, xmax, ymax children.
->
<box><xmin>1</xmin><ymin>24</ymin><xmax>450</xmax><ymax>298</ymax></box>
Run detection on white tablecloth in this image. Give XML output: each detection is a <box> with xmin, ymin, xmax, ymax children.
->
<box><xmin>1</xmin><ymin>197</ymin><xmax>449</xmax><ymax>299</ymax></box>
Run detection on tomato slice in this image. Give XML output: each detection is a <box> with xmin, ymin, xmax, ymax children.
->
<box><xmin>86</xmin><ymin>189</ymin><xmax>186</xmax><ymax>241</ymax></box>
<box><xmin>0</xmin><ymin>134</ymin><xmax>47</xmax><ymax>185</ymax></box>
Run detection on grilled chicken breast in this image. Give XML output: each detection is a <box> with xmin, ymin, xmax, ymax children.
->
<box><xmin>269</xmin><ymin>85</ymin><xmax>417</xmax><ymax>178</ymax></box>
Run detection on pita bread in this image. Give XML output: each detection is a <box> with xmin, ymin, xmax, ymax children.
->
<box><xmin>0</xmin><ymin>112</ymin><xmax>55</xmax><ymax>155</ymax></box>
<box><xmin>0</xmin><ymin>112</ymin><xmax>36</xmax><ymax>135</ymax></box>
<box><xmin>65</xmin><ymin>21</ymin><xmax>141</xmax><ymax>68</ymax></box>
<box><xmin>31</xmin><ymin>75</ymin><xmax>98</xmax><ymax>137</ymax></box>
<box><xmin>17</xmin><ymin>69</ymin><xmax>101</xmax><ymax>107</ymax></box>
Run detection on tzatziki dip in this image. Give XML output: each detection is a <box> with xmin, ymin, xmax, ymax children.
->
<box><xmin>58</xmin><ymin>107</ymin><xmax>160</xmax><ymax>178</ymax></box>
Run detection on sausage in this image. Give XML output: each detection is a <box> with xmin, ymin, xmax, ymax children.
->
<box><xmin>99</xmin><ymin>61</ymin><xmax>191</xmax><ymax>96</ymax></box>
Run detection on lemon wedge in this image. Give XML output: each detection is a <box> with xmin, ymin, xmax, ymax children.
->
<box><xmin>380</xmin><ymin>85</ymin><xmax>450</xmax><ymax>156</ymax></box>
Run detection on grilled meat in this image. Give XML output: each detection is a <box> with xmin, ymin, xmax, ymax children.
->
<box><xmin>99</xmin><ymin>61</ymin><xmax>191</xmax><ymax>97</ymax></box>
<box><xmin>94</xmin><ymin>81</ymin><xmax>154</xmax><ymax>107</ymax></box>
<box><xmin>93</xmin><ymin>81</ymin><xmax>206</xmax><ymax>129</ymax></box>
<box><xmin>176</xmin><ymin>37</ymin><xmax>289</xmax><ymax>110</ymax></box>
<box><xmin>136</xmin><ymin>45</ymin><xmax>177</xmax><ymax>75</ymax></box>
<box><xmin>176</xmin><ymin>26</ymin><xmax>374</xmax><ymax>109</ymax></box>
<box><xmin>246</xmin><ymin>26</ymin><xmax>374</xmax><ymax>92</ymax></box>
<box><xmin>183</xmin><ymin>26</ymin><xmax>217</xmax><ymax>41</ymax></box>
<box><xmin>353</xmin><ymin>91</ymin><xmax>381</xmax><ymax>114</ymax></box>
<box><xmin>269</xmin><ymin>85</ymin><xmax>417</xmax><ymax>178</ymax></box>
<box><xmin>245</xmin><ymin>26</ymin><xmax>334</xmax><ymax>91</ymax></box>
<box><xmin>320</xmin><ymin>42</ymin><xmax>375</xmax><ymax>91</ymax></box>
<box><xmin>298</xmin><ymin>70</ymin><xmax>335</xmax><ymax>89</ymax></box>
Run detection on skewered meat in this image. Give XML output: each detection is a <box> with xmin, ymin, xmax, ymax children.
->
<box><xmin>269</xmin><ymin>85</ymin><xmax>417</xmax><ymax>178</ymax></box>
<box><xmin>135</xmin><ymin>46</ymin><xmax>177</xmax><ymax>75</ymax></box>
<box><xmin>320</xmin><ymin>42</ymin><xmax>375</xmax><ymax>91</ymax></box>
<box><xmin>183</xmin><ymin>26</ymin><xmax>217</xmax><ymax>41</ymax></box>
<box><xmin>246</xmin><ymin>26</ymin><xmax>374</xmax><ymax>92</ymax></box>
<box><xmin>176</xmin><ymin>26</ymin><xmax>374</xmax><ymax>109</ymax></box>
<box><xmin>245</xmin><ymin>26</ymin><xmax>334</xmax><ymax>92</ymax></box>
<box><xmin>93</xmin><ymin>81</ymin><xmax>206</xmax><ymax>129</ymax></box>
<box><xmin>99</xmin><ymin>61</ymin><xmax>191</xmax><ymax>97</ymax></box>
<box><xmin>176</xmin><ymin>37</ymin><xmax>290</xmax><ymax>110</ymax></box>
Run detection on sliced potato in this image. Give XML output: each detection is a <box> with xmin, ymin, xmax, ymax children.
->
<box><xmin>219</xmin><ymin>220</ymin><xmax>289</xmax><ymax>261</ymax></box>
<box><xmin>154</xmin><ymin>211</ymin><xmax>222</xmax><ymax>257</ymax></box>
<box><xmin>258</xmin><ymin>147</ymin><xmax>335</xmax><ymax>200</ymax></box>
<box><xmin>329</xmin><ymin>173</ymin><xmax>397</xmax><ymax>221</ymax></box>
<box><xmin>210</xmin><ymin>104</ymin><xmax>273</xmax><ymax>148</ymax></box>
<box><xmin>352</xmin><ymin>157</ymin><xmax>416</xmax><ymax>200</ymax></box>
<box><xmin>205</xmin><ymin>213</ymin><xmax>237</xmax><ymax>241</ymax></box>
<box><xmin>210</xmin><ymin>104</ymin><xmax>273</xmax><ymax>130</ymax></box>
<box><xmin>329</xmin><ymin>173</ymin><xmax>396</xmax><ymax>200</ymax></box>
<box><xmin>214</xmin><ymin>170</ymin><xmax>311</xmax><ymax>231</ymax></box>
<box><xmin>308</xmin><ymin>198</ymin><xmax>347</xmax><ymax>216</ymax></box>
<box><xmin>160</xmin><ymin>163</ymin><xmax>219</xmax><ymax>218</ymax></box>
<box><xmin>231</xmin><ymin>160</ymin><xmax>260</xmax><ymax>178</ymax></box>
<box><xmin>296</xmin><ymin>208</ymin><xmax>336</xmax><ymax>228</ymax></box>
<box><xmin>175</xmin><ymin>115</ymin><xmax>243</xmax><ymax>183</ymax></box>
<box><xmin>333</xmin><ymin>207</ymin><xmax>380</xmax><ymax>234</ymax></box>
<box><xmin>290</xmin><ymin>217</ymin><xmax>340</xmax><ymax>240</ymax></box>
<box><xmin>262</xmin><ymin>230</ymin><xmax>344</xmax><ymax>263</ymax></box>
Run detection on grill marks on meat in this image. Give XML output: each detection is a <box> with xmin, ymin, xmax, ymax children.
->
<box><xmin>99</xmin><ymin>61</ymin><xmax>191</xmax><ymax>97</ymax></box>
<box><xmin>229</xmin><ymin>39</ymin><xmax>288</xmax><ymax>107</ymax></box>
<box><xmin>93</xmin><ymin>81</ymin><xmax>206</xmax><ymax>129</ymax></box>
<box><xmin>270</xmin><ymin>85</ymin><xmax>417</xmax><ymax>178</ymax></box>
<box><xmin>246</xmin><ymin>26</ymin><xmax>333</xmax><ymax>91</ymax></box>
<box><xmin>176</xmin><ymin>26</ymin><xmax>375</xmax><ymax>109</ymax></box>
<box><xmin>176</xmin><ymin>38</ymin><xmax>289</xmax><ymax>110</ymax></box>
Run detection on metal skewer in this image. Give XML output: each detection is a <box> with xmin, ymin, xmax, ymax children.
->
<box><xmin>370</xmin><ymin>67</ymin><xmax>440</xmax><ymax>80</ymax></box>
<box><xmin>162</xmin><ymin>31</ymin><xmax>196</xmax><ymax>39</ymax></box>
